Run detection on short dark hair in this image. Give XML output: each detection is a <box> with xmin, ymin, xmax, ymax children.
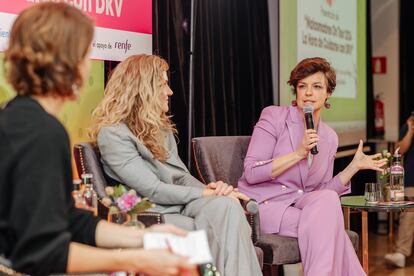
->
<box><xmin>4</xmin><ymin>3</ymin><xmax>94</xmax><ymax>97</ymax></box>
<box><xmin>287</xmin><ymin>57</ymin><xmax>336</xmax><ymax>94</ymax></box>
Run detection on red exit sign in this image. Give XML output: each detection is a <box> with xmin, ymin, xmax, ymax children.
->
<box><xmin>372</xmin><ymin>57</ymin><xmax>387</xmax><ymax>74</ymax></box>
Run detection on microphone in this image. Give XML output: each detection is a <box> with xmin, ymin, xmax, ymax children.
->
<box><xmin>240</xmin><ymin>199</ymin><xmax>259</xmax><ymax>215</ymax></box>
<box><xmin>303</xmin><ymin>105</ymin><xmax>318</xmax><ymax>155</ymax></box>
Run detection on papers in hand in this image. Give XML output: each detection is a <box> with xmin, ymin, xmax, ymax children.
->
<box><xmin>143</xmin><ymin>229</ymin><xmax>213</xmax><ymax>264</ymax></box>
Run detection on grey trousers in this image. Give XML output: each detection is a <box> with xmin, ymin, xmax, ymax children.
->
<box><xmin>164</xmin><ymin>196</ymin><xmax>262</xmax><ymax>276</ymax></box>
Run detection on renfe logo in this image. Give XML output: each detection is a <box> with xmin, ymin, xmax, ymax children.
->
<box><xmin>115</xmin><ymin>40</ymin><xmax>132</xmax><ymax>53</ymax></box>
<box><xmin>326</xmin><ymin>0</ymin><xmax>333</xmax><ymax>6</ymax></box>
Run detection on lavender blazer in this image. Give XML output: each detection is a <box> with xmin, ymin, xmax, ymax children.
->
<box><xmin>238</xmin><ymin>105</ymin><xmax>351</xmax><ymax>234</ymax></box>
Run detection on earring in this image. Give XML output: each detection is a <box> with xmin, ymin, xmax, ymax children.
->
<box><xmin>72</xmin><ymin>84</ymin><xmax>80</xmax><ymax>97</ymax></box>
<box><xmin>324</xmin><ymin>100</ymin><xmax>331</xmax><ymax>109</ymax></box>
<box><xmin>291</xmin><ymin>100</ymin><xmax>297</xmax><ymax>106</ymax></box>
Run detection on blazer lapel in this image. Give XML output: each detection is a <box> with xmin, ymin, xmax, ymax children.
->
<box><xmin>130</xmin><ymin>135</ymin><xmax>154</xmax><ymax>160</ymax></box>
<box><xmin>286</xmin><ymin>106</ymin><xmax>308</xmax><ymax>189</ymax></box>
<box><xmin>308</xmin><ymin>122</ymin><xmax>329</xmax><ymax>178</ymax></box>
<box><xmin>118</xmin><ymin>123</ymin><xmax>155</xmax><ymax>160</ymax></box>
<box><xmin>164</xmin><ymin>133</ymin><xmax>188</xmax><ymax>171</ymax></box>
<box><xmin>120</xmin><ymin>123</ymin><xmax>187</xmax><ymax>171</ymax></box>
<box><xmin>166</xmin><ymin>151</ymin><xmax>187</xmax><ymax>170</ymax></box>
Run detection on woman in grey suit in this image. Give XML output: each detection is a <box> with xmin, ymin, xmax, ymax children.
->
<box><xmin>90</xmin><ymin>54</ymin><xmax>262</xmax><ymax>276</ymax></box>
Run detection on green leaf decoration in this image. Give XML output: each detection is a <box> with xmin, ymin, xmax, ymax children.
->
<box><xmin>113</xmin><ymin>184</ymin><xmax>127</xmax><ymax>198</ymax></box>
<box><xmin>131</xmin><ymin>198</ymin><xmax>154</xmax><ymax>213</ymax></box>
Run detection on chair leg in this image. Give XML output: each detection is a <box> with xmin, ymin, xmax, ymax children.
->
<box><xmin>263</xmin><ymin>263</ymin><xmax>279</xmax><ymax>276</ymax></box>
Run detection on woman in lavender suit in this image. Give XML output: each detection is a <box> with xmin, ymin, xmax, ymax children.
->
<box><xmin>238</xmin><ymin>57</ymin><xmax>387</xmax><ymax>276</ymax></box>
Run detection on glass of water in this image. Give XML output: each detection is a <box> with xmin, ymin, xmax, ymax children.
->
<box><xmin>365</xmin><ymin>183</ymin><xmax>382</xmax><ymax>204</ymax></box>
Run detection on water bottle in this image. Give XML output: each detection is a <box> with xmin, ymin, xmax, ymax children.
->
<box><xmin>81</xmin><ymin>173</ymin><xmax>98</xmax><ymax>215</ymax></box>
<box><xmin>390</xmin><ymin>148</ymin><xmax>404</xmax><ymax>201</ymax></box>
<box><xmin>72</xmin><ymin>179</ymin><xmax>85</xmax><ymax>208</ymax></box>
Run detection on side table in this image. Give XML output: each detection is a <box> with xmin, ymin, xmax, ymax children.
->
<box><xmin>341</xmin><ymin>195</ymin><xmax>414</xmax><ymax>275</ymax></box>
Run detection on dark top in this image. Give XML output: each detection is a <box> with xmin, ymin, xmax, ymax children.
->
<box><xmin>0</xmin><ymin>96</ymin><xmax>101</xmax><ymax>275</ymax></box>
<box><xmin>400</xmin><ymin>124</ymin><xmax>414</xmax><ymax>187</ymax></box>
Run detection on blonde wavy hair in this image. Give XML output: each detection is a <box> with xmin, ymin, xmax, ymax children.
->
<box><xmin>90</xmin><ymin>54</ymin><xmax>176</xmax><ymax>162</ymax></box>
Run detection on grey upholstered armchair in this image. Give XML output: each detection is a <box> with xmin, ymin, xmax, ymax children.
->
<box><xmin>73</xmin><ymin>142</ymin><xmax>164</xmax><ymax>226</ymax></box>
<box><xmin>192</xmin><ymin>136</ymin><xmax>359</xmax><ymax>276</ymax></box>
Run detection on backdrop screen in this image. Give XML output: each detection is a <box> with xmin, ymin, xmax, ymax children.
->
<box><xmin>279</xmin><ymin>0</ymin><xmax>366</xmax><ymax>147</ymax></box>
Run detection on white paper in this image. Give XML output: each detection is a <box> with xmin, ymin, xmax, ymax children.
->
<box><xmin>143</xmin><ymin>230</ymin><xmax>213</xmax><ymax>264</ymax></box>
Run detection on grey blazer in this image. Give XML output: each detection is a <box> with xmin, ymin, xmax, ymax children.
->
<box><xmin>97</xmin><ymin>123</ymin><xmax>205</xmax><ymax>214</ymax></box>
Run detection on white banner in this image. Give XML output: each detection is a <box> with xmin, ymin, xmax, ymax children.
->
<box><xmin>91</xmin><ymin>27</ymin><xmax>152</xmax><ymax>61</ymax></box>
<box><xmin>0</xmin><ymin>12</ymin><xmax>152</xmax><ymax>61</ymax></box>
<box><xmin>297</xmin><ymin>0</ymin><xmax>357</xmax><ymax>98</ymax></box>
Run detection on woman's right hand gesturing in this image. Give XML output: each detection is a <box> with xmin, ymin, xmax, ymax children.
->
<box><xmin>295</xmin><ymin>129</ymin><xmax>319</xmax><ymax>159</ymax></box>
<box><xmin>350</xmin><ymin>140</ymin><xmax>387</xmax><ymax>172</ymax></box>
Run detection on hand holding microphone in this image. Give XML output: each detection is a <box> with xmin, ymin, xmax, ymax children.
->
<box><xmin>205</xmin><ymin>182</ymin><xmax>259</xmax><ymax>214</ymax></box>
<box><xmin>231</xmin><ymin>194</ymin><xmax>258</xmax><ymax>215</ymax></box>
<box><xmin>295</xmin><ymin>105</ymin><xmax>319</xmax><ymax>158</ymax></box>
<box><xmin>240</xmin><ymin>198</ymin><xmax>259</xmax><ymax>215</ymax></box>
<box><xmin>229</xmin><ymin>188</ymin><xmax>259</xmax><ymax>215</ymax></box>
<box><xmin>303</xmin><ymin>105</ymin><xmax>318</xmax><ymax>155</ymax></box>
<box><xmin>217</xmin><ymin>186</ymin><xmax>258</xmax><ymax>215</ymax></box>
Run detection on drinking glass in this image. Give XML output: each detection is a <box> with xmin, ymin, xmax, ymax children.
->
<box><xmin>365</xmin><ymin>183</ymin><xmax>382</xmax><ymax>203</ymax></box>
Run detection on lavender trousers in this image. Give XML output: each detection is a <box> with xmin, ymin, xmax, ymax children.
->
<box><xmin>278</xmin><ymin>190</ymin><xmax>366</xmax><ymax>276</ymax></box>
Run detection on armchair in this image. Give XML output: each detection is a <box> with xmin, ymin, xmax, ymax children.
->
<box><xmin>192</xmin><ymin>136</ymin><xmax>359</xmax><ymax>276</ymax></box>
<box><xmin>73</xmin><ymin>142</ymin><xmax>164</xmax><ymax>226</ymax></box>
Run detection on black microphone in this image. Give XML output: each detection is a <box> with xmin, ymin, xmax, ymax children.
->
<box><xmin>303</xmin><ymin>105</ymin><xmax>318</xmax><ymax>155</ymax></box>
<box><xmin>240</xmin><ymin>199</ymin><xmax>259</xmax><ymax>215</ymax></box>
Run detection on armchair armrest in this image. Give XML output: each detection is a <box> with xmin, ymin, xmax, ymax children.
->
<box><xmin>246</xmin><ymin>212</ymin><xmax>261</xmax><ymax>244</ymax></box>
<box><xmin>137</xmin><ymin>212</ymin><xmax>165</xmax><ymax>227</ymax></box>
